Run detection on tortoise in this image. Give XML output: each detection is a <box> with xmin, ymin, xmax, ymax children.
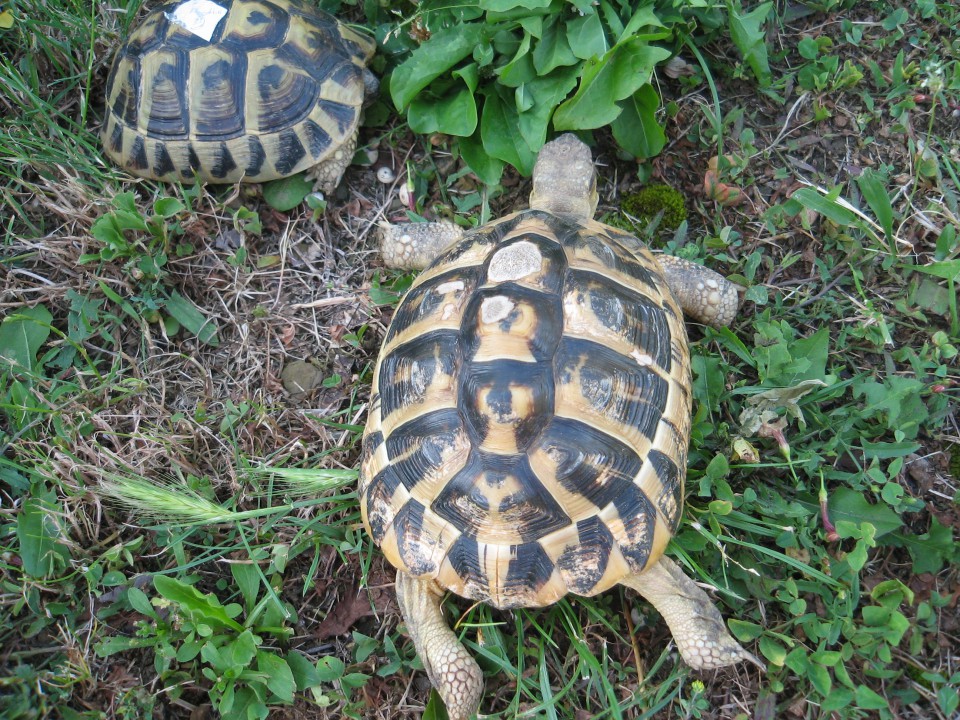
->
<box><xmin>101</xmin><ymin>0</ymin><xmax>376</xmax><ymax>190</ymax></box>
<box><xmin>360</xmin><ymin>134</ymin><xmax>760</xmax><ymax>720</ymax></box>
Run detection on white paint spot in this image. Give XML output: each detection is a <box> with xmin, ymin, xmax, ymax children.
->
<box><xmin>166</xmin><ymin>0</ymin><xmax>227</xmax><ymax>41</ymax></box>
<box><xmin>630</xmin><ymin>349</ymin><xmax>653</xmax><ymax>366</ymax></box>
<box><xmin>488</xmin><ymin>241</ymin><xmax>542</xmax><ymax>282</ymax></box>
<box><xmin>440</xmin><ymin>303</ymin><xmax>456</xmax><ymax>321</ymax></box>
<box><xmin>409</xmin><ymin>359</ymin><xmax>427</xmax><ymax>395</ymax></box>
<box><xmin>435</xmin><ymin>280</ymin><xmax>465</xmax><ymax>295</ymax></box>
<box><xmin>480</xmin><ymin>296</ymin><xmax>514</xmax><ymax>324</ymax></box>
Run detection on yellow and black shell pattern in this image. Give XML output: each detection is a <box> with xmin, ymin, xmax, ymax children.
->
<box><xmin>101</xmin><ymin>0</ymin><xmax>374</xmax><ymax>183</ymax></box>
<box><xmin>361</xmin><ymin>210</ymin><xmax>692</xmax><ymax>610</ymax></box>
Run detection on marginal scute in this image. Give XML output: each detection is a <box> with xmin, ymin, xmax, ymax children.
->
<box><xmin>556</xmin><ymin>516</ymin><xmax>614</xmax><ymax>595</ymax></box>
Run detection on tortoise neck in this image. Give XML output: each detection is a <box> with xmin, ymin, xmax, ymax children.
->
<box><xmin>529</xmin><ymin>193</ymin><xmax>596</xmax><ymax>219</ymax></box>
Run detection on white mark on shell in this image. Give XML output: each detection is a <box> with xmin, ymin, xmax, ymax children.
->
<box><xmin>696</xmin><ymin>281</ymin><xmax>705</xmax><ymax>291</ymax></box>
<box><xmin>630</xmin><ymin>349</ymin><xmax>653</xmax><ymax>366</ymax></box>
<box><xmin>706</xmin><ymin>278</ymin><xmax>719</xmax><ymax>290</ymax></box>
<box><xmin>440</xmin><ymin>303</ymin><xmax>457</xmax><ymax>321</ymax></box>
<box><xmin>435</xmin><ymin>280</ymin><xmax>465</xmax><ymax>295</ymax></box>
<box><xmin>488</xmin><ymin>241</ymin><xmax>542</xmax><ymax>282</ymax></box>
<box><xmin>409</xmin><ymin>359</ymin><xmax>427</xmax><ymax>395</ymax></box>
<box><xmin>480</xmin><ymin>296</ymin><xmax>514</xmax><ymax>324</ymax></box>
<box><xmin>166</xmin><ymin>0</ymin><xmax>227</xmax><ymax>41</ymax></box>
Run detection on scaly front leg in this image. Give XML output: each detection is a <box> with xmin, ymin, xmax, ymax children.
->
<box><xmin>379</xmin><ymin>221</ymin><xmax>464</xmax><ymax>270</ymax></box>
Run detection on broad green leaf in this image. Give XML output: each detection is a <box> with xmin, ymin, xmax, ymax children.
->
<box><xmin>553</xmin><ymin>39</ymin><xmax>670</xmax><ymax>130</ymax></box>
<box><xmin>287</xmin><ymin>650</ymin><xmax>321</xmax><ymax>690</ymax></box>
<box><xmin>600</xmin><ymin>0</ymin><xmax>625</xmax><ymax>39</ymax></box>
<box><xmin>821</xmin><ymin>688</ymin><xmax>853</xmax><ymax>712</ymax></box>
<box><xmin>259</xmin><ymin>651</ymin><xmax>295</xmax><ymax>702</ymax></box>
<box><xmin>808</xmin><ymin>663</ymin><xmax>832</xmax><ymax>696</ymax></box>
<box><xmin>315</xmin><ymin>655</ymin><xmax>346</xmax><ymax>681</ymax></box>
<box><xmin>611</xmin><ymin>83</ymin><xmax>666</xmax><ymax>159</ymax></box>
<box><xmin>423</xmin><ymin>689</ymin><xmax>450</xmax><ymax>719</ymax></box>
<box><xmin>517</xmin><ymin>15</ymin><xmax>543</xmax><ymax>37</ymax></box>
<box><xmin>516</xmin><ymin>65</ymin><xmax>579</xmax><ymax>151</ymax></box>
<box><xmin>154</xmin><ymin>575</ymin><xmax>244</xmax><ymax>632</ymax></box>
<box><xmin>0</xmin><ymin>304</ymin><xmax>52</xmax><ymax>374</ymax></box>
<box><xmin>860</xmin><ymin>439</ymin><xmax>920</xmax><ymax>460</ymax></box>
<box><xmin>164</xmin><ymin>290</ymin><xmax>219</xmax><ymax>346</ymax></box>
<box><xmin>480</xmin><ymin>0</ymin><xmax>551</xmax><ymax>10</ymax></box>
<box><xmin>221</xmin><ymin>629</ymin><xmax>258</xmax><ymax>667</ymax></box>
<box><xmin>480</xmin><ymin>88</ymin><xmax>537</xmax><ymax>175</ymax></box>
<box><xmin>619</xmin><ymin>4</ymin><xmax>668</xmax><ymax>40</ymax></box>
<box><xmin>262</xmin><ymin>173</ymin><xmax>313</xmax><ymax>212</ymax></box>
<box><xmin>786</xmin><ymin>326</ymin><xmax>829</xmax><ymax>381</ymax></box>
<box><xmin>231</xmin><ymin>562</ymin><xmax>261</xmax><ymax>614</ymax></box>
<box><xmin>856</xmin><ymin>169</ymin><xmax>893</xmax><ymax>241</ymax></box>
<box><xmin>854</xmin><ymin>685</ymin><xmax>890</xmax><ymax>711</ymax></box>
<box><xmin>853</xmin><ymin>375</ymin><xmax>928</xmax><ymax>439</ymax></box>
<box><xmin>909</xmin><ymin>258</ymin><xmax>960</xmax><ymax>281</ymax></box>
<box><xmin>94</xmin><ymin>635</ymin><xmax>158</xmax><ymax>656</ymax></box>
<box><xmin>17</xmin><ymin>495</ymin><xmax>69</xmax><ymax>578</ymax></box>
<box><xmin>409</xmin><ymin>83</ymin><xmax>478</xmax><ymax>136</ymax></box>
<box><xmin>893</xmin><ymin>516</ymin><xmax>956</xmax><ymax>574</ymax></box>
<box><xmin>532</xmin><ymin>15</ymin><xmax>578</xmax><ymax>74</ymax></box>
<box><xmin>789</xmin><ymin>187</ymin><xmax>857</xmax><ymax>225</ymax></box>
<box><xmin>566</xmin><ymin>12</ymin><xmax>608</xmax><ymax>60</ymax></box>
<box><xmin>728</xmin><ymin>1</ymin><xmax>773</xmax><ymax>86</ymax></box>
<box><xmin>728</xmin><ymin>619</ymin><xmax>763</xmax><ymax>641</ymax></box>
<box><xmin>459</xmin><ymin>131</ymin><xmax>505</xmax><ymax>185</ymax></box>
<box><xmin>153</xmin><ymin>197</ymin><xmax>185</xmax><ymax>218</ymax></box>
<box><xmin>758</xmin><ymin>635</ymin><xmax>787</xmax><ymax>666</ymax></box>
<box><xmin>827</xmin><ymin>487</ymin><xmax>902</xmax><ymax>538</ymax></box>
<box><xmin>497</xmin><ymin>32</ymin><xmax>536</xmax><ymax>87</ymax></box>
<box><xmin>390</xmin><ymin>25</ymin><xmax>486</xmax><ymax>111</ymax></box>
<box><xmin>127</xmin><ymin>586</ymin><xmax>157</xmax><ymax>617</ymax></box>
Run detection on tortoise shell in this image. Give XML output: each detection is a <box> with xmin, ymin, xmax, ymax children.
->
<box><xmin>361</xmin><ymin>209</ymin><xmax>692</xmax><ymax>610</ymax></box>
<box><xmin>101</xmin><ymin>0</ymin><xmax>374</xmax><ymax>184</ymax></box>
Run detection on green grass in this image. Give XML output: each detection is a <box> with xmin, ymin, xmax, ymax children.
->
<box><xmin>2</xmin><ymin>0</ymin><xmax>959</xmax><ymax>719</ymax></box>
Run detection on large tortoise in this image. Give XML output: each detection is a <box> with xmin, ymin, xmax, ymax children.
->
<box><xmin>101</xmin><ymin>0</ymin><xmax>376</xmax><ymax>190</ymax></box>
<box><xmin>361</xmin><ymin>135</ymin><xmax>759</xmax><ymax>719</ymax></box>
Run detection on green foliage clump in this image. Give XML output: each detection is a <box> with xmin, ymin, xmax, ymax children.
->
<box><xmin>620</xmin><ymin>183</ymin><xmax>688</xmax><ymax>231</ymax></box>
<box><xmin>380</xmin><ymin>0</ymin><xmax>706</xmax><ymax>184</ymax></box>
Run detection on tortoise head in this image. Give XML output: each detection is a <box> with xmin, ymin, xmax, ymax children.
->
<box><xmin>529</xmin><ymin>133</ymin><xmax>598</xmax><ymax>219</ymax></box>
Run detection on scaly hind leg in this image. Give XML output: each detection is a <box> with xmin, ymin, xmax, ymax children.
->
<box><xmin>620</xmin><ymin>556</ymin><xmax>763</xmax><ymax>670</ymax></box>
<box><xmin>395</xmin><ymin>572</ymin><xmax>484</xmax><ymax>720</ymax></box>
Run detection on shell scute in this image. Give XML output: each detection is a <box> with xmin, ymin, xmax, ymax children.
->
<box><xmin>555</xmin><ymin>516</ymin><xmax>614</xmax><ymax>596</ymax></box>
<box><xmin>219</xmin><ymin>0</ymin><xmax>288</xmax><ymax>49</ymax></box>
<box><xmin>378</xmin><ymin>330</ymin><xmax>459</xmax><ymax>421</ymax></box>
<box><xmin>555</xmin><ymin>338</ymin><xmax>667</xmax><ymax>445</ymax></box>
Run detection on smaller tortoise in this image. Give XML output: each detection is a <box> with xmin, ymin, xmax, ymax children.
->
<box><xmin>102</xmin><ymin>0</ymin><xmax>376</xmax><ymax>190</ymax></box>
<box><xmin>361</xmin><ymin>135</ymin><xmax>760</xmax><ymax>719</ymax></box>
